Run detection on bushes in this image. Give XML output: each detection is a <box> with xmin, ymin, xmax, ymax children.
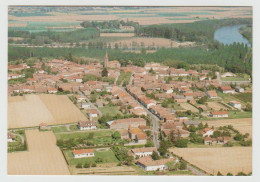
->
<box><xmin>175</xmin><ymin>139</ymin><xmax>189</xmax><ymax>148</ymax></box>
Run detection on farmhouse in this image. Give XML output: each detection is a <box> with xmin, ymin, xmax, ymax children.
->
<box><xmin>235</xmin><ymin>86</ymin><xmax>245</xmax><ymax>93</ymax></box>
<box><xmin>136</xmin><ymin>132</ymin><xmax>147</xmax><ymax>144</ymax></box>
<box><xmin>201</xmin><ymin>128</ymin><xmax>214</xmax><ymax>137</ymax></box>
<box><xmin>87</xmin><ymin>109</ymin><xmax>99</xmax><ymax>120</ymax></box>
<box><xmin>131</xmin><ymin>147</ymin><xmax>157</xmax><ymax>158</ymax></box>
<box><xmin>78</xmin><ymin>120</ymin><xmax>97</xmax><ymax>130</ymax></box>
<box><xmin>76</xmin><ymin>95</ymin><xmax>86</xmax><ymax>103</ymax></box>
<box><xmin>220</xmin><ymin>86</ymin><xmax>235</xmax><ymax>94</ymax></box>
<box><xmin>204</xmin><ymin>136</ymin><xmax>230</xmax><ymax>145</ymax></box>
<box><xmin>210</xmin><ymin>111</ymin><xmax>229</xmax><ymax>118</ymax></box>
<box><xmin>73</xmin><ymin>149</ymin><xmax>95</xmax><ymax>158</ymax></box>
<box><xmin>81</xmin><ymin>102</ymin><xmax>91</xmax><ymax>109</ymax></box>
<box><xmin>47</xmin><ymin>87</ymin><xmax>57</xmax><ymax>94</ymax></box>
<box><xmin>136</xmin><ymin>156</ymin><xmax>175</xmax><ymax>171</ymax></box>
<box><xmin>107</xmin><ymin>118</ymin><xmax>146</xmax><ymax>129</ymax></box>
<box><xmin>206</xmin><ymin>90</ymin><xmax>218</xmax><ymax>99</ymax></box>
<box><xmin>8</xmin><ymin>132</ymin><xmax>15</xmax><ymax>142</ymax></box>
<box><xmin>221</xmin><ymin>72</ymin><xmax>236</xmax><ymax>78</ymax></box>
<box><xmin>229</xmin><ymin>100</ymin><xmax>242</xmax><ymax>109</ymax></box>
<box><xmin>39</xmin><ymin>122</ymin><xmax>50</xmax><ymax>130</ymax></box>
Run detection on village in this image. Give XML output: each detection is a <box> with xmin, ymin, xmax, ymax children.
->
<box><xmin>7</xmin><ymin>51</ymin><xmax>252</xmax><ymax>176</ymax></box>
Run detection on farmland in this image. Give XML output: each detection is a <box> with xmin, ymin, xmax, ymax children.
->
<box><xmin>206</xmin><ymin>101</ymin><xmax>231</xmax><ymax>111</ymax></box>
<box><xmin>100</xmin><ymin>33</ymin><xmax>135</xmax><ymax>37</ymax></box>
<box><xmin>170</xmin><ymin>147</ymin><xmax>252</xmax><ymax>175</ymax></box>
<box><xmin>64</xmin><ymin>148</ymin><xmax>119</xmax><ymax>166</ymax></box>
<box><xmin>8</xmin><ymin>94</ymin><xmax>87</xmax><ymax>129</ymax></box>
<box><xmin>180</xmin><ymin>103</ymin><xmax>199</xmax><ymax>113</ymax></box>
<box><xmin>8</xmin><ymin>129</ymin><xmax>70</xmax><ymax>175</ymax></box>
<box><xmin>203</xmin><ymin>118</ymin><xmax>252</xmax><ymax>137</ymax></box>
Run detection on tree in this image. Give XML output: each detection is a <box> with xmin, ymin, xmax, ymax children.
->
<box><xmin>76</xmin><ymin>163</ymin><xmax>82</xmax><ymax>168</ymax></box>
<box><xmin>234</xmin><ymin>133</ymin><xmax>244</xmax><ymax>141</ymax></box>
<box><xmin>102</xmin><ymin>68</ymin><xmax>108</xmax><ymax>77</ymax></box>
<box><xmin>217</xmin><ymin>171</ymin><xmax>223</xmax><ymax>176</ymax></box>
<box><xmin>145</xmin><ymin>139</ymin><xmax>154</xmax><ymax>147</ymax></box>
<box><xmin>92</xmin><ymin>163</ymin><xmax>97</xmax><ymax>167</ymax></box>
<box><xmin>179</xmin><ymin>160</ymin><xmax>187</xmax><ymax>170</ymax></box>
<box><xmin>166</xmin><ymin>161</ymin><xmax>179</xmax><ymax>171</ymax></box>
<box><xmin>151</xmin><ymin>151</ymin><xmax>160</xmax><ymax>160</ymax></box>
<box><xmin>227</xmin><ymin>172</ymin><xmax>233</xmax><ymax>176</ymax></box>
<box><xmin>112</xmin><ymin>131</ymin><xmax>121</xmax><ymax>140</ymax></box>
<box><xmin>197</xmin><ymin>96</ymin><xmax>208</xmax><ymax>104</ymax></box>
<box><xmin>84</xmin><ymin>162</ymin><xmax>90</xmax><ymax>168</ymax></box>
<box><xmin>175</xmin><ymin>139</ymin><xmax>189</xmax><ymax>148</ymax></box>
<box><xmin>236</xmin><ymin>172</ymin><xmax>247</xmax><ymax>176</ymax></box>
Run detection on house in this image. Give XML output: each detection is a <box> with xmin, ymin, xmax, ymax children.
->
<box><xmin>131</xmin><ymin>147</ymin><xmax>157</xmax><ymax>158</ymax></box>
<box><xmin>235</xmin><ymin>86</ymin><xmax>245</xmax><ymax>93</ymax></box>
<box><xmin>221</xmin><ymin>72</ymin><xmax>236</xmax><ymax>78</ymax></box>
<box><xmin>201</xmin><ymin>128</ymin><xmax>214</xmax><ymax>137</ymax></box>
<box><xmin>78</xmin><ymin>120</ymin><xmax>97</xmax><ymax>130</ymax></box>
<box><xmin>73</xmin><ymin>149</ymin><xmax>95</xmax><ymax>158</ymax></box>
<box><xmin>210</xmin><ymin>111</ymin><xmax>229</xmax><ymax>118</ymax></box>
<box><xmin>76</xmin><ymin>95</ymin><xmax>86</xmax><ymax>103</ymax></box>
<box><xmin>87</xmin><ymin>109</ymin><xmax>99</xmax><ymax>120</ymax></box>
<box><xmin>206</xmin><ymin>90</ymin><xmax>218</xmax><ymax>99</ymax></box>
<box><xmin>199</xmin><ymin>75</ymin><xmax>207</xmax><ymax>81</ymax></box>
<box><xmin>229</xmin><ymin>100</ymin><xmax>242</xmax><ymax>109</ymax></box>
<box><xmin>136</xmin><ymin>132</ymin><xmax>147</xmax><ymax>144</ymax></box>
<box><xmin>136</xmin><ymin>156</ymin><xmax>175</xmax><ymax>171</ymax></box>
<box><xmin>81</xmin><ymin>102</ymin><xmax>91</xmax><ymax>109</ymax></box>
<box><xmin>204</xmin><ymin>136</ymin><xmax>230</xmax><ymax>145</ymax></box>
<box><xmin>8</xmin><ymin>132</ymin><xmax>15</xmax><ymax>142</ymax></box>
<box><xmin>118</xmin><ymin>129</ymin><xmax>130</xmax><ymax>139</ymax></box>
<box><xmin>220</xmin><ymin>86</ymin><xmax>235</xmax><ymax>94</ymax></box>
<box><xmin>107</xmin><ymin>60</ymin><xmax>121</xmax><ymax>68</ymax></box>
<box><xmin>107</xmin><ymin>118</ymin><xmax>146</xmax><ymax>129</ymax></box>
<box><xmin>183</xmin><ymin>120</ymin><xmax>199</xmax><ymax>127</ymax></box>
<box><xmin>47</xmin><ymin>87</ymin><xmax>57</xmax><ymax>94</ymax></box>
<box><xmin>39</xmin><ymin>122</ymin><xmax>50</xmax><ymax>130</ymax></box>
<box><xmin>38</xmin><ymin>69</ymin><xmax>45</xmax><ymax>74</ymax></box>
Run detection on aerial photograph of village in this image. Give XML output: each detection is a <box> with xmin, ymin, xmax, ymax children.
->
<box><xmin>7</xmin><ymin>6</ymin><xmax>252</xmax><ymax>176</ymax></box>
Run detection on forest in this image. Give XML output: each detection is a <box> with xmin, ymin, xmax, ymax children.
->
<box><xmin>9</xmin><ymin>41</ymin><xmax>252</xmax><ymax>75</ymax></box>
<box><xmin>80</xmin><ymin>20</ymin><xmax>138</xmax><ymax>30</ymax></box>
<box><xmin>135</xmin><ymin>18</ymin><xmax>252</xmax><ymax>43</ymax></box>
<box><xmin>8</xmin><ymin>28</ymin><xmax>99</xmax><ymax>45</ymax></box>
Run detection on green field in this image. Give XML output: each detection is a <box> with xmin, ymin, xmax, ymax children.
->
<box><xmin>100</xmin><ymin>106</ymin><xmax>121</xmax><ymax>116</ymax></box>
<box><xmin>51</xmin><ymin>126</ymin><xmax>68</xmax><ymax>133</ymax></box>
<box><xmin>56</xmin><ymin>130</ymin><xmax>114</xmax><ymax>140</ymax></box>
<box><xmin>233</xmin><ymin>93</ymin><xmax>252</xmax><ymax>103</ymax></box>
<box><xmin>64</xmin><ymin>149</ymin><xmax>119</xmax><ymax>166</ymax></box>
<box><xmin>228</xmin><ymin>111</ymin><xmax>252</xmax><ymax>119</ymax></box>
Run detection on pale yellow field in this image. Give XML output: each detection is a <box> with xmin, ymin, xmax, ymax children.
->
<box><xmin>110</xmin><ymin>37</ymin><xmax>194</xmax><ymax>48</ymax></box>
<box><xmin>180</xmin><ymin>103</ymin><xmax>199</xmax><ymax>113</ymax></box>
<box><xmin>100</xmin><ymin>33</ymin><xmax>135</xmax><ymax>37</ymax></box>
<box><xmin>170</xmin><ymin>147</ymin><xmax>252</xmax><ymax>175</ymax></box>
<box><xmin>8</xmin><ymin>129</ymin><xmax>70</xmax><ymax>175</ymax></box>
<box><xmin>207</xmin><ymin>102</ymin><xmax>230</xmax><ymax>111</ymax></box>
<box><xmin>8</xmin><ymin>94</ymin><xmax>87</xmax><ymax>129</ymax></box>
<box><xmin>203</xmin><ymin>118</ymin><xmax>252</xmax><ymax>137</ymax></box>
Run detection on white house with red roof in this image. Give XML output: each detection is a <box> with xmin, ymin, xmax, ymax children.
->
<box><xmin>73</xmin><ymin>149</ymin><xmax>95</xmax><ymax>158</ymax></box>
<box><xmin>201</xmin><ymin>128</ymin><xmax>215</xmax><ymax>137</ymax></box>
<box><xmin>229</xmin><ymin>100</ymin><xmax>242</xmax><ymax>109</ymax></box>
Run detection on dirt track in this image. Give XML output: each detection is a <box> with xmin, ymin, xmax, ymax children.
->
<box><xmin>8</xmin><ymin>129</ymin><xmax>70</xmax><ymax>175</ymax></box>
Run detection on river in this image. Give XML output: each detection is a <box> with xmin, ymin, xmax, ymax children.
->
<box><xmin>214</xmin><ymin>24</ymin><xmax>251</xmax><ymax>47</ymax></box>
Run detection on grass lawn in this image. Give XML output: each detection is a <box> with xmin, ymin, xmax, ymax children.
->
<box><xmin>64</xmin><ymin>149</ymin><xmax>119</xmax><ymax>166</ymax></box>
<box><xmin>69</xmin><ymin>125</ymin><xmax>79</xmax><ymax>131</ymax></box>
<box><xmin>228</xmin><ymin>111</ymin><xmax>252</xmax><ymax>119</ymax></box>
<box><xmin>56</xmin><ymin>130</ymin><xmax>114</xmax><ymax>140</ymax></box>
<box><xmin>51</xmin><ymin>126</ymin><xmax>68</xmax><ymax>133</ymax></box>
<box><xmin>100</xmin><ymin>106</ymin><xmax>121</xmax><ymax>116</ymax></box>
<box><xmin>233</xmin><ymin>93</ymin><xmax>252</xmax><ymax>103</ymax></box>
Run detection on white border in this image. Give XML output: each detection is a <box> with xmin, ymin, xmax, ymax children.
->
<box><xmin>0</xmin><ymin>1</ymin><xmax>259</xmax><ymax>182</ymax></box>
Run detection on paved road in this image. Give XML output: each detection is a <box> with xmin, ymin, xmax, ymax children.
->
<box><xmin>79</xmin><ymin>90</ymin><xmax>103</xmax><ymax>116</ymax></box>
<box><xmin>122</xmin><ymin>87</ymin><xmax>160</xmax><ymax>149</ymax></box>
